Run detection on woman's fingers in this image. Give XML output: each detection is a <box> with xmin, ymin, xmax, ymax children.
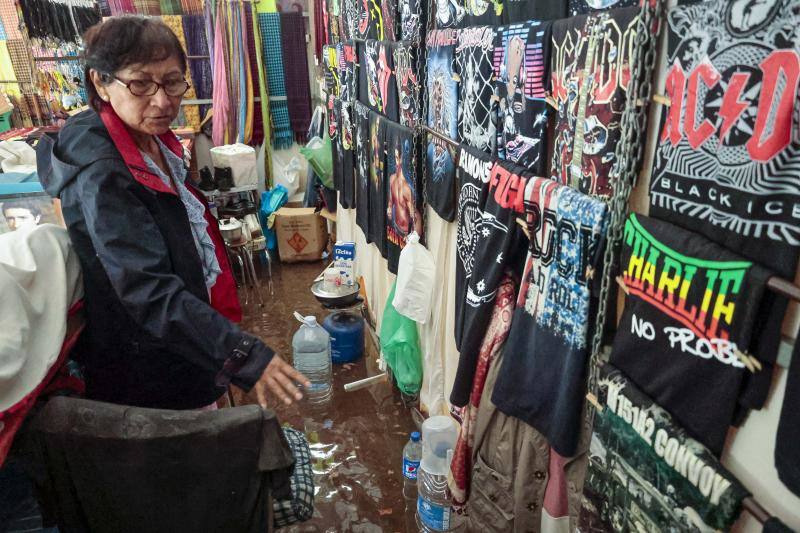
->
<box><xmin>256</xmin><ymin>355</ymin><xmax>313</xmax><ymax>406</ymax></box>
<box><xmin>266</xmin><ymin>375</ymin><xmax>293</xmax><ymax>405</ymax></box>
<box><xmin>254</xmin><ymin>381</ymin><xmax>268</xmax><ymax>409</ymax></box>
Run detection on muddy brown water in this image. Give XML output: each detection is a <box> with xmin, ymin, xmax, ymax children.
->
<box><xmin>231</xmin><ymin>259</ymin><xmax>421</xmax><ymax>532</ymax></box>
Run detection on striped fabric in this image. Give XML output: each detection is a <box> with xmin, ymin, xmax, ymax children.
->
<box><xmin>258</xmin><ymin>12</ymin><xmax>292</xmax><ymax>149</ymax></box>
<box><xmin>133</xmin><ymin>0</ymin><xmax>161</xmax><ymax>15</ymax></box>
<box><xmin>0</xmin><ymin>0</ymin><xmax>21</xmax><ymax>39</ymax></box>
<box><xmin>107</xmin><ymin>0</ymin><xmax>136</xmax><ymax>15</ymax></box>
<box><xmin>179</xmin><ymin>0</ymin><xmax>202</xmax><ymax>14</ymax></box>
<box><xmin>182</xmin><ymin>14</ymin><xmax>212</xmax><ymax>119</ymax></box>
<box><xmin>159</xmin><ymin>0</ymin><xmax>182</xmax><ymax>15</ymax></box>
<box><xmin>244</xmin><ymin>3</ymin><xmax>263</xmax><ymax>145</ymax></box>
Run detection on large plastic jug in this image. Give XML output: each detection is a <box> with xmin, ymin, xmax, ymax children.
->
<box><xmin>292</xmin><ymin>312</ymin><xmax>332</xmax><ymax>405</ymax></box>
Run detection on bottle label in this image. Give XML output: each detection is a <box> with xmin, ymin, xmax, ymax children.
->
<box><xmin>403</xmin><ymin>458</ymin><xmax>420</xmax><ymax>480</ymax></box>
<box><xmin>417</xmin><ymin>495</ymin><xmax>451</xmax><ymax>531</ymax></box>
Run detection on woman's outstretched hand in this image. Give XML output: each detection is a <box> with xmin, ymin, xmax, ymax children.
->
<box><xmin>254</xmin><ymin>355</ymin><xmax>311</xmax><ymax>408</ymax></box>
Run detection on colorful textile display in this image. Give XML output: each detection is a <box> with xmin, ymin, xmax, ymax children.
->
<box><xmin>280</xmin><ymin>12</ymin><xmax>312</xmax><ymax>143</ymax></box>
<box><xmin>133</xmin><ymin>0</ymin><xmax>161</xmax><ymax>15</ymax></box>
<box><xmin>159</xmin><ymin>0</ymin><xmax>182</xmax><ymax>15</ymax></box>
<box><xmin>425</xmin><ymin>28</ymin><xmax>460</xmax><ymax>222</ymax></box>
<box><xmin>649</xmin><ymin>0</ymin><xmax>800</xmax><ymax>279</ymax></box>
<box><xmin>182</xmin><ymin>14</ymin><xmax>213</xmax><ymax>120</ymax></box>
<box><xmin>493</xmin><ymin>20</ymin><xmax>551</xmax><ymax>174</ymax></box>
<box><xmin>211</xmin><ymin>2</ymin><xmax>231</xmax><ymax>146</ymax></box>
<box><xmin>491</xmin><ymin>176</ymin><xmax>609</xmax><ymax>456</ymax></box>
<box><xmin>162</xmin><ymin>15</ymin><xmax>200</xmax><ymax>132</ymax></box>
<box><xmin>385</xmin><ymin>120</ymin><xmax>423</xmax><ymax>274</ymax></box>
<box><xmin>609</xmin><ymin>214</ymin><xmax>778</xmax><ymax>455</ymax></box>
<box><xmin>578</xmin><ymin>365</ymin><xmax>749</xmax><ymax>532</ymax></box>
<box><xmin>258</xmin><ymin>12</ymin><xmax>293</xmax><ymax>149</ymax></box>
<box><xmin>244</xmin><ymin>3</ymin><xmax>264</xmax><ymax>145</ymax></box>
<box><xmin>0</xmin><ymin>0</ymin><xmax>24</xmax><ymax>39</ymax></box>
<box><xmin>550</xmin><ymin>6</ymin><xmax>639</xmax><ymax>197</ymax></box>
<box><xmin>455</xmin><ymin>26</ymin><xmax>496</xmax><ymax>153</ymax></box>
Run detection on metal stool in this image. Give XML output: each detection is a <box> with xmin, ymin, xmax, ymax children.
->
<box><xmin>225</xmin><ymin>238</ymin><xmax>265</xmax><ymax>307</ymax></box>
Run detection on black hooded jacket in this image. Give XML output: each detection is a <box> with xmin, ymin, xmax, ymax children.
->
<box><xmin>36</xmin><ymin>107</ymin><xmax>274</xmax><ymax>409</ymax></box>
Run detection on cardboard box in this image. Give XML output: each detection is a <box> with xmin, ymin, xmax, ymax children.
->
<box><xmin>274</xmin><ymin>204</ymin><xmax>329</xmax><ymax>262</ymax></box>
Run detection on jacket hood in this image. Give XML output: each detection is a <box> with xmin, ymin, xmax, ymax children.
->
<box><xmin>37</xmin><ymin>109</ymin><xmax>122</xmax><ymax>198</ymax></box>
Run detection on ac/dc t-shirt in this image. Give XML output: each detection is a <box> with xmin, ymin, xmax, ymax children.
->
<box><xmin>578</xmin><ymin>365</ymin><xmax>750</xmax><ymax>533</ymax></box>
<box><xmin>354</xmin><ymin>101</ymin><xmax>371</xmax><ymax>236</ymax></box>
<box><xmin>455</xmin><ymin>26</ymin><xmax>497</xmax><ymax>154</ymax></box>
<box><xmin>550</xmin><ymin>6</ymin><xmax>639</xmax><ymax>197</ymax></box>
<box><xmin>452</xmin><ymin>153</ymin><xmax>529</xmax><ymax>407</ymax></box>
<box><xmin>464</xmin><ymin>0</ymin><xmax>503</xmax><ymax>27</ymax></box>
<box><xmin>649</xmin><ymin>0</ymin><xmax>800</xmax><ymax>280</ymax></box>
<box><xmin>568</xmin><ymin>0</ymin><xmax>637</xmax><ymax>16</ymax></box>
<box><xmin>609</xmin><ymin>214</ymin><xmax>776</xmax><ymax>455</ymax></box>
<box><xmin>394</xmin><ymin>42</ymin><xmax>421</xmax><ymax>128</ymax></box>
<box><xmin>493</xmin><ymin>20</ymin><xmax>552</xmax><ymax>175</ymax></box>
<box><xmin>340</xmin><ymin>100</ymin><xmax>357</xmax><ymax>208</ymax></box>
<box><xmin>426</xmin><ymin>29</ymin><xmax>460</xmax><ymax>222</ymax></box>
<box><xmin>432</xmin><ymin>0</ymin><xmax>465</xmax><ymax>29</ymax></box>
<box><xmin>503</xmin><ymin>0</ymin><xmax>566</xmax><ymax>24</ymax></box>
<box><xmin>399</xmin><ymin>0</ymin><xmax>424</xmax><ymax>42</ymax></box>
<box><xmin>385</xmin><ymin>120</ymin><xmax>424</xmax><ymax>274</ymax></box>
<box><xmin>359</xmin><ymin>40</ymin><xmax>399</xmax><ymax>122</ymax></box>
<box><xmin>491</xmin><ymin>177</ymin><xmax>608</xmax><ymax>455</ymax></box>
<box><xmin>368</xmin><ymin>110</ymin><xmax>388</xmax><ymax>256</ymax></box>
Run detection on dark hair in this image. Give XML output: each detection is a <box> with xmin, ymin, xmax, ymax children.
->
<box><xmin>2</xmin><ymin>199</ymin><xmax>43</xmax><ymax>217</ymax></box>
<box><xmin>83</xmin><ymin>16</ymin><xmax>187</xmax><ymax>110</ymax></box>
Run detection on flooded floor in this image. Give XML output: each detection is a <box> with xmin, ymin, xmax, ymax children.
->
<box><xmin>232</xmin><ymin>258</ymin><xmax>420</xmax><ymax>532</ymax></box>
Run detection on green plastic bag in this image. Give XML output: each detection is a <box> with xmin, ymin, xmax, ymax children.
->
<box><xmin>299</xmin><ymin>134</ymin><xmax>333</xmax><ymax>189</ymax></box>
<box><xmin>380</xmin><ymin>282</ymin><xmax>423</xmax><ymax>395</ymax></box>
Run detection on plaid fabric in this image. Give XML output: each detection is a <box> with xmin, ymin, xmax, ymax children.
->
<box><xmin>133</xmin><ymin>0</ymin><xmax>161</xmax><ymax>15</ymax></box>
<box><xmin>159</xmin><ymin>0</ymin><xmax>182</xmax><ymax>15</ymax></box>
<box><xmin>258</xmin><ymin>12</ymin><xmax>293</xmax><ymax>149</ymax></box>
<box><xmin>280</xmin><ymin>12</ymin><xmax>312</xmax><ymax>141</ymax></box>
<box><xmin>272</xmin><ymin>428</ymin><xmax>314</xmax><ymax>528</ymax></box>
<box><xmin>7</xmin><ymin>40</ymin><xmax>32</xmax><ymax>83</ymax></box>
<box><xmin>179</xmin><ymin>0</ymin><xmax>201</xmax><ymax>14</ymax></box>
<box><xmin>0</xmin><ymin>0</ymin><xmax>21</xmax><ymax>39</ymax></box>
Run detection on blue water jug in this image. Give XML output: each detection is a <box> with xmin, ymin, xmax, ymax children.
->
<box><xmin>322</xmin><ymin>311</ymin><xmax>364</xmax><ymax>364</ymax></box>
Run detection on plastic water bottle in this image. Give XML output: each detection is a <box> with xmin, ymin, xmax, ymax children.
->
<box><xmin>417</xmin><ymin>416</ymin><xmax>458</xmax><ymax>532</ymax></box>
<box><xmin>292</xmin><ymin>312</ymin><xmax>332</xmax><ymax>406</ymax></box>
<box><xmin>402</xmin><ymin>431</ymin><xmax>422</xmax><ymax>500</ymax></box>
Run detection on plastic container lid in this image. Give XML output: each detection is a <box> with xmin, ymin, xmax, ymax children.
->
<box><xmin>411</xmin><ymin>431</ymin><xmax>420</xmax><ymax>442</ymax></box>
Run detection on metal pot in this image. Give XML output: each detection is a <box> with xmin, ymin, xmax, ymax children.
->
<box><xmin>311</xmin><ymin>279</ymin><xmax>361</xmax><ymax>308</ymax></box>
<box><xmin>219</xmin><ymin>218</ymin><xmax>243</xmax><ymax>242</ymax></box>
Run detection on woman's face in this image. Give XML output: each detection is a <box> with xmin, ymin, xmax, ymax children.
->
<box><xmin>93</xmin><ymin>55</ymin><xmax>185</xmax><ymax>136</ymax></box>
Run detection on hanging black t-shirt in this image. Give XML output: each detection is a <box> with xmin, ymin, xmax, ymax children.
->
<box><xmin>491</xmin><ymin>178</ymin><xmax>608</xmax><ymax>455</ymax></box>
<box><xmin>550</xmin><ymin>6</ymin><xmax>639</xmax><ymax>197</ymax></box>
<box><xmin>367</xmin><ymin>110</ymin><xmax>388</xmax><ymax>256</ymax></box>
<box><xmin>426</xmin><ymin>29</ymin><xmax>461</xmax><ymax>222</ymax></box>
<box><xmin>355</xmin><ymin>0</ymin><xmax>385</xmax><ymax>40</ymax></box>
<box><xmin>578</xmin><ymin>365</ymin><xmax>750</xmax><ymax>533</ymax></box>
<box><xmin>451</xmin><ymin>154</ymin><xmax>529</xmax><ymax>407</ymax></box>
<box><xmin>323</xmin><ymin>45</ymin><xmax>340</xmax><ymax>98</ymax></box>
<box><xmin>385</xmin><ymin>120</ymin><xmax>424</xmax><ymax>274</ymax></box>
<box><xmin>394</xmin><ymin>42</ymin><xmax>421</xmax><ymax>129</ymax></box>
<box><xmin>649</xmin><ymin>0</ymin><xmax>800</xmax><ymax>279</ymax></box>
<box><xmin>432</xmin><ymin>0</ymin><xmax>465</xmax><ymax>29</ymax></box>
<box><xmin>464</xmin><ymin>0</ymin><xmax>503</xmax><ymax>27</ymax></box>
<box><xmin>609</xmin><ymin>214</ymin><xmax>777</xmax><ymax>456</ymax></box>
<box><xmin>503</xmin><ymin>0</ymin><xmax>566</xmax><ymax>23</ymax></box>
<box><xmin>340</xmin><ymin>100</ymin><xmax>357</xmax><ymax>209</ymax></box>
<box><xmin>354</xmin><ymin>101</ymin><xmax>371</xmax><ymax>236</ymax></box>
<box><xmin>399</xmin><ymin>0</ymin><xmax>424</xmax><ymax>42</ymax></box>
<box><xmin>776</xmin><ymin>338</ymin><xmax>800</xmax><ymax>497</ymax></box>
<box><xmin>329</xmin><ymin>95</ymin><xmax>344</xmax><ymax>201</ymax></box>
<box><xmin>359</xmin><ymin>40</ymin><xmax>399</xmax><ymax>122</ymax></box>
<box><xmin>455</xmin><ymin>26</ymin><xmax>496</xmax><ymax>154</ymax></box>
<box><xmin>568</xmin><ymin>0</ymin><xmax>636</xmax><ymax>16</ymax></box>
<box><xmin>493</xmin><ymin>20</ymin><xmax>552</xmax><ymax>175</ymax></box>
<box><xmin>381</xmin><ymin>0</ymin><xmax>398</xmax><ymax>41</ymax></box>
<box><xmin>340</xmin><ymin>40</ymin><xmax>358</xmax><ymax>104</ymax></box>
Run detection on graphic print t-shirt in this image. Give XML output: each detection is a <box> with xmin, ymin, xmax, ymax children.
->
<box><xmin>503</xmin><ymin>0</ymin><xmax>566</xmax><ymax>24</ymax></box>
<box><xmin>455</xmin><ymin>26</ymin><xmax>497</xmax><ymax>154</ymax></box>
<box><xmin>355</xmin><ymin>0</ymin><xmax>385</xmax><ymax>40</ymax></box>
<box><xmin>359</xmin><ymin>40</ymin><xmax>399</xmax><ymax>122</ymax></box>
<box><xmin>340</xmin><ymin>100</ymin><xmax>357</xmax><ymax>208</ymax></box>
<box><xmin>381</xmin><ymin>0</ymin><xmax>398</xmax><ymax>40</ymax></box>
<box><xmin>323</xmin><ymin>45</ymin><xmax>340</xmax><ymax>97</ymax></box>
<box><xmin>464</xmin><ymin>0</ymin><xmax>503</xmax><ymax>27</ymax></box>
<box><xmin>340</xmin><ymin>41</ymin><xmax>358</xmax><ymax>103</ymax></box>
<box><xmin>578</xmin><ymin>365</ymin><xmax>750</xmax><ymax>533</ymax></box>
<box><xmin>491</xmin><ymin>177</ymin><xmax>608</xmax><ymax>455</ymax></box>
<box><xmin>354</xmin><ymin>101</ymin><xmax>372</xmax><ymax>236</ymax></box>
<box><xmin>649</xmin><ymin>0</ymin><xmax>800</xmax><ymax>279</ymax></box>
<box><xmin>432</xmin><ymin>0</ymin><xmax>465</xmax><ymax>29</ymax></box>
<box><xmin>368</xmin><ymin>110</ymin><xmax>388</xmax><ymax>256</ymax></box>
<box><xmin>610</xmin><ymin>214</ymin><xmax>777</xmax><ymax>455</ymax></box>
<box><xmin>452</xmin><ymin>151</ymin><xmax>529</xmax><ymax>407</ymax></box>
<box><xmin>399</xmin><ymin>0</ymin><xmax>424</xmax><ymax>42</ymax></box>
<box><xmin>493</xmin><ymin>20</ymin><xmax>552</xmax><ymax>175</ymax></box>
<box><xmin>394</xmin><ymin>42</ymin><xmax>421</xmax><ymax>128</ymax></box>
<box><xmin>550</xmin><ymin>7</ymin><xmax>639</xmax><ymax>197</ymax></box>
<box><xmin>385</xmin><ymin>121</ymin><xmax>424</xmax><ymax>274</ymax></box>
<box><xmin>426</xmin><ymin>29</ymin><xmax>461</xmax><ymax>222</ymax></box>
<box><xmin>329</xmin><ymin>96</ymin><xmax>343</xmax><ymax>199</ymax></box>
<box><xmin>568</xmin><ymin>0</ymin><xmax>637</xmax><ymax>16</ymax></box>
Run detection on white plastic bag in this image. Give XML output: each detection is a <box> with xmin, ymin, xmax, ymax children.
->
<box><xmin>0</xmin><ymin>141</ymin><xmax>36</xmax><ymax>174</ymax></box>
<box><xmin>209</xmin><ymin>143</ymin><xmax>257</xmax><ymax>188</ymax></box>
<box><xmin>393</xmin><ymin>232</ymin><xmax>436</xmax><ymax>324</ymax></box>
<box><xmin>272</xmin><ymin>151</ymin><xmax>303</xmax><ymax>199</ymax></box>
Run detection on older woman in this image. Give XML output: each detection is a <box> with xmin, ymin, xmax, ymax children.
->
<box><xmin>37</xmin><ymin>16</ymin><xmax>309</xmax><ymax>410</ymax></box>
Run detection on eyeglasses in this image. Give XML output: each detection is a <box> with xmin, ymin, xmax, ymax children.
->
<box><xmin>113</xmin><ymin>76</ymin><xmax>191</xmax><ymax>97</ymax></box>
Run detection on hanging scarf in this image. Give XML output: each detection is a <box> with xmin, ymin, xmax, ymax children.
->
<box><xmin>161</xmin><ymin>15</ymin><xmax>200</xmax><ymax>132</ymax></box>
<box><xmin>258</xmin><ymin>12</ymin><xmax>292</xmax><ymax>149</ymax></box>
<box><xmin>313</xmin><ymin>0</ymin><xmax>325</xmax><ymax>60</ymax></box>
<box><xmin>280</xmin><ymin>12</ymin><xmax>312</xmax><ymax>143</ymax></box>
<box><xmin>243</xmin><ymin>3</ymin><xmax>263</xmax><ymax>145</ymax></box>
<box><xmin>211</xmin><ymin>2</ymin><xmax>230</xmax><ymax>146</ymax></box>
<box><xmin>159</xmin><ymin>0</ymin><xmax>182</xmax><ymax>15</ymax></box>
<box><xmin>179</xmin><ymin>0</ymin><xmax>201</xmax><ymax>15</ymax></box>
<box><xmin>250</xmin><ymin>2</ymin><xmax>273</xmax><ymax>184</ymax></box>
<box><xmin>133</xmin><ymin>0</ymin><xmax>161</xmax><ymax>15</ymax></box>
<box><xmin>182</xmin><ymin>14</ymin><xmax>213</xmax><ymax>120</ymax></box>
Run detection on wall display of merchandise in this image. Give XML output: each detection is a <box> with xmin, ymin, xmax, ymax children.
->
<box><xmin>326</xmin><ymin>0</ymin><xmax>800</xmax><ymax>528</ymax></box>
